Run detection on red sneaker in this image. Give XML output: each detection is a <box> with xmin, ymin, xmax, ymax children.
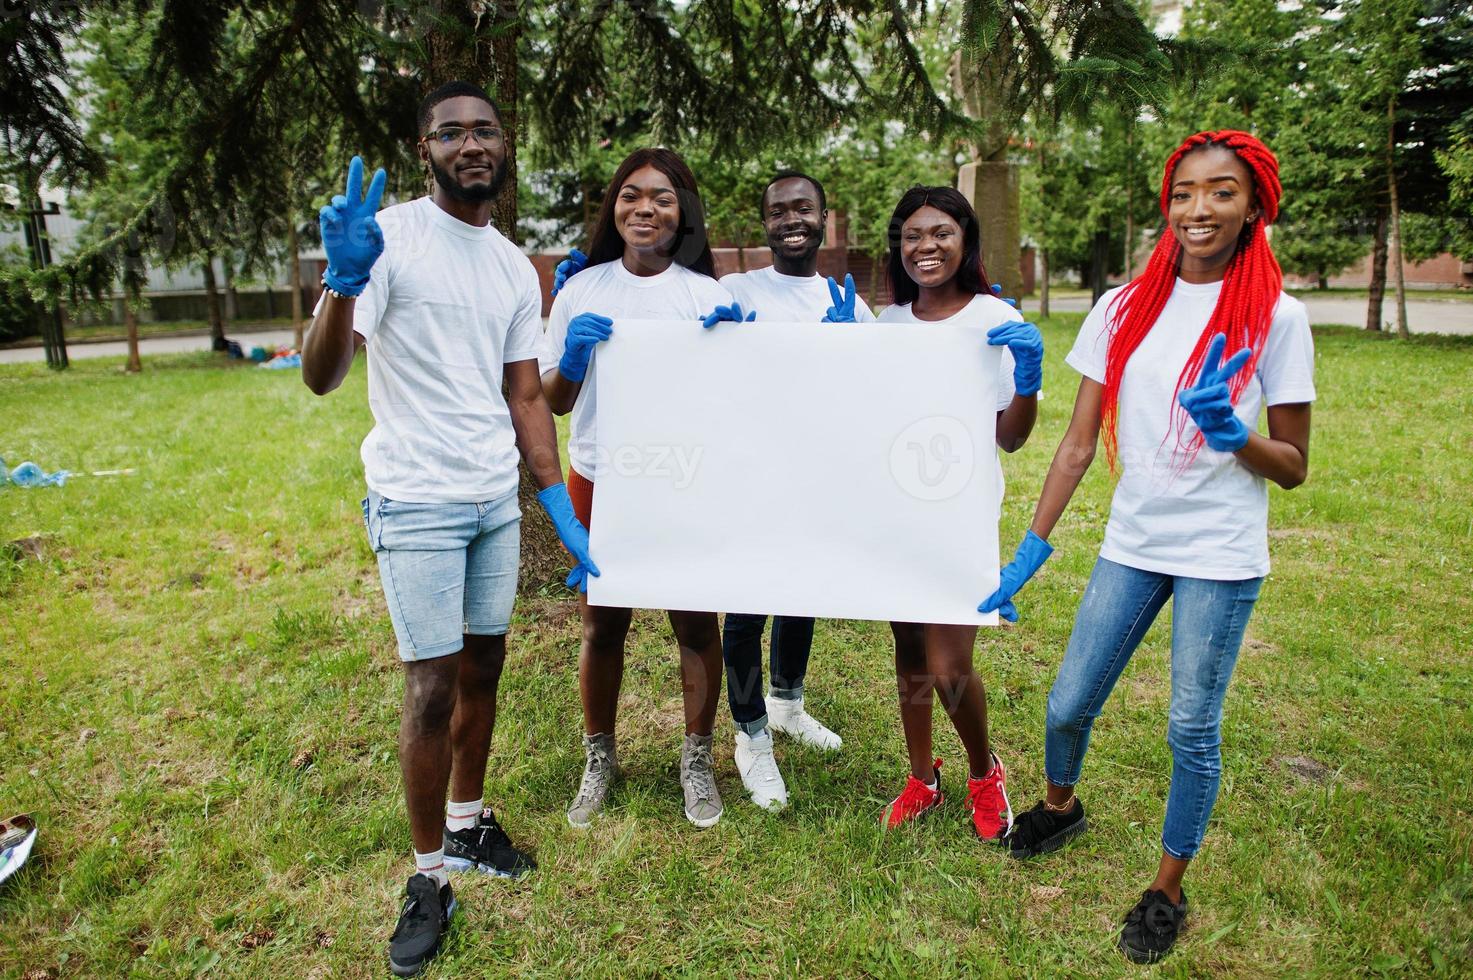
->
<box><xmin>883</xmin><ymin>758</ymin><xmax>943</xmax><ymax>829</ymax></box>
<box><xmin>967</xmin><ymin>753</ymin><xmax>1013</xmax><ymax>842</ymax></box>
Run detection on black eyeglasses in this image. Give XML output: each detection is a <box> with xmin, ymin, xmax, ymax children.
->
<box><xmin>421</xmin><ymin>126</ymin><xmax>505</xmax><ymax>149</ymax></box>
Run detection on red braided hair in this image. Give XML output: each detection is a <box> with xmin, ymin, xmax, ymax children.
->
<box><xmin>1100</xmin><ymin>130</ymin><xmax>1283</xmax><ymax>470</ymax></box>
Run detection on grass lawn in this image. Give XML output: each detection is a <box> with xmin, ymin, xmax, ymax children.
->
<box><xmin>1</xmin><ymin>318</ymin><xmax>1470</xmax><ymax>977</ymax></box>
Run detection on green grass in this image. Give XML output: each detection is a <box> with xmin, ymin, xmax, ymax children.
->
<box><xmin>1</xmin><ymin>321</ymin><xmax>1471</xmax><ymax>977</ymax></box>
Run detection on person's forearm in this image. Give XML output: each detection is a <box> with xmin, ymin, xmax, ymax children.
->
<box><xmin>1233</xmin><ymin>431</ymin><xmax>1307</xmax><ymax>490</ymax></box>
<box><xmin>302</xmin><ymin>296</ymin><xmax>358</xmax><ymax>395</ymax></box>
<box><xmin>1030</xmin><ymin>434</ymin><xmax>1096</xmax><ymax>541</ymax></box>
<box><xmin>541</xmin><ymin>367</ymin><xmax>581</xmax><ymax>416</ymax></box>
<box><xmin>510</xmin><ymin>391</ymin><xmax>565</xmax><ymax>489</ymax></box>
<box><xmin>996</xmin><ymin>394</ymin><xmax>1038</xmax><ymax>453</ymax></box>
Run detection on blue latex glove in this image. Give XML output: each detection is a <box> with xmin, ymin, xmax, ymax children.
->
<box><xmin>700</xmin><ymin>302</ymin><xmax>756</xmax><ymax>328</ymax></box>
<box><xmin>319</xmin><ymin>156</ymin><xmax>386</xmax><ymax>297</ymax></box>
<box><xmin>990</xmin><ymin>283</ymin><xmax>1020</xmax><ymax>310</ymax></box>
<box><xmin>986</xmin><ymin>320</ymin><xmax>1044</xmax><ymax>397</ymax></box>
<box><xmin>552</xmin><ymin>248</ymin><xmax>588</xmax><ymax>296</ymax></box>
<box><xmin>822</xmin><ymin>274</ymin><xmax>859</xmax><ymax>323</ymax></box>
<box><xmin>1178</xmin><ymin>332</ymin><xmax>1254</xmax><ymax>452</ymax></box>
<box><xmin>558</xmin><ymin>312</ymin><xmax>614</xmax><ymax>383</ymax></box>
<box><xmin>979</xmin><ymin>530</ymin><xmax>1054</xmax><ymax>622</ymax></box>
<box><xmin>536</xmin><ymin>483</ymin><xmax>601</xmax><ymax>592</ymax></box>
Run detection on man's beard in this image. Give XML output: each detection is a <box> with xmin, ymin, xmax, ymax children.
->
<box><xmin>430</xmin><ymin>157</ymin><xmax>508</xmax><ymax>203</ymax></box>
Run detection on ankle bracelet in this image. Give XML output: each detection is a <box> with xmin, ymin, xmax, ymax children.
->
<box><xmin>1044</xmin><ymin>794</ymin><xmax>1075</xmax><ymax>813</ymax></box>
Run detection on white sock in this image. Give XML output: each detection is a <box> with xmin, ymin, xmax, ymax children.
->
<box><xmin>446</xmin><ymin>798</ymin><xmax>482</xmax><ymax>833</ymax></box>
<box><xmin>415</xmin><ymin>848</ymin><xmax>449</xmax><ymax>887</ymax></box>
<box><xmin>924</xmin><ymin>778</ymin><xmax>938</xmax><ymax>792</ymax></box>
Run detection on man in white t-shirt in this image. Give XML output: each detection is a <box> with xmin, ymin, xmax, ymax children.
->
<box><xmin>714</xmin><ymin>171</ymin><xmax>872</xmax><ymax>810</ymax></box>
<box><xmin>302</xmin><ymin>82</ymin><xmax>597</xmax><ymax>979</ymax></box>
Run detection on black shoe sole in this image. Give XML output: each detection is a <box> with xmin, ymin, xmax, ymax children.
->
<box><xmin>1007</xmin><ymin>814</ymin><xmax>1087</xmax><ymax>860</ymax></box>
<box><xmin>1118</xmin><ymin>936</ymin><xmax>1168</xmax><ymax>965</ymax></box>
<box><xmin>388</xmin><ymin>897</ymin><xmax>456</xmax><ymax>977</ymax></box>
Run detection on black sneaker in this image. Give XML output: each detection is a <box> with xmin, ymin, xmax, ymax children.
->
<box><xmin>443</xmin><ymin>808</ymin><xmax>537</xmax><ymax>879</ymax></box>
<box><xmin>388</xmin><ymin>873</ymin><xmax>455</xmax><ymax>977</ymax></box>
<box><xmin>1118</xmin><ymin>888</ymin><xmax>1189</xmax><ymax>964</ymax></box>
<box><xmin>1006</xmin><ymin>798</ymin><xmax>1087</xmax><ymax>859</ymax></box>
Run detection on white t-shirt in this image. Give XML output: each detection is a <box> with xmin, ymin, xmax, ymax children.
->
<box><xmin>1066</xmin><ymin>279</ymin><xmax>1317</xmax><ymax>579</ymax></box>
<box><xmin>719</xmin><ymin>265</ymin><xmax>876</xmax><ymax>323</ymax></box>
<box><xmin>876</xmin><ymin>293</ymin><xmax>1019</xmax><ymax>412</ymax></box>
<box><xmin>326</xmin><ymin>197</ymin><xmax>544</xmax><ymax>503</ymax></box>
<box><xmin>539</xmin><ymin>260</ymin><xmax>731</xmax><ymax>480</ymax></box>
<box><xmin>877</xmin><ymin>292</ymin><xmax>1024</xmax><ymax>513</ymax></box>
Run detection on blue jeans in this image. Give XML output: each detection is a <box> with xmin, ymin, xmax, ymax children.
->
<box><xmin>1045</xmin><ymin>556</ymin><xmax>1262</xmax><ymax>860</ymax></box>
<box><xmin>722</xmin><ymin>614</ymin><xmax>815</xmax><ymax>734</ymax></box>
<box><xmin>363</xmin><ymin>489</ymin><xmax>521</xmax><ymax>661</ymax></box>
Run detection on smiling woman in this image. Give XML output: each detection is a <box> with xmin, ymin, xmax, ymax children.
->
<box><xmin>872</xmin><ymin>185</ymin><xmax>1046</xmax><ymax>845</ymax></box>
<box><xmin>536</xmin><ymin>147</ymin><xmax>736</xmax><ymax>833</ymax></box>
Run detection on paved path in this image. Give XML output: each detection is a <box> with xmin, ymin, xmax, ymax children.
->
<box><xmin>2</xmin><ymin>295</ymin><xmax>1469</xmax><ymax>365</ymax></box>
<box><xmin>0</xmin><ymin>328</ymin><xmax>298</xmax><ymax>365</ymax></box>
<box><xmin>1041</xmin><ymin>294</ymin><xmax>1472</xmax><ymax>335</ymax></box>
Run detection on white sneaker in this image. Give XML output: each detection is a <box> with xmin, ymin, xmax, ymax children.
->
<box><xmin>734</xmin><ymin>730</ymin><xmax>788</xmax><ymax>810</ymax></box>
<box><xmin>767</xmin><ymin>696</ymin><xmax>842</xmax><ymax>751</ymax></box>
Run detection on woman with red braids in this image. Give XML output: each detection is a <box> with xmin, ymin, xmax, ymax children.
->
<box><xmin>980</xmin><ymin>131</ymin><xmax>1315</xmax><ymax>963</ymax></box>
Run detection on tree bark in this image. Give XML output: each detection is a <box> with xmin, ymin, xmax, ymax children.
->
<box><xmin>222</xmin><ymin>252</ymin><xmax>239</xmax><ymax>322</ymax></box>
<box><xmin>1367</xmin><ymin>206</ymin><xmax>1388</xmax><ymax>331</ymax></box>
<box><xmin>1089</xmin><ymin>230</ymin><xmax>1110</xmax><ymax>307</ymax></box>
<box><xmin>203</xmin><ymin>253</ymin><xmax>226</xmax><ymax>351</ymax></box>
<box><xmin>1039</xmin><ymin>247</ymin><xmax>1051</xmax><ymax>319</ymax></box>
<box><xmin>958</xmin><ymin>161</ymin><xmax>1022</xmax><ymax>298</ymax></box>
<box><xmin>289</xmin><ymin>215</ymin><xmax>304</xmax><ymax>349</ymax></box>
<box><xmin>950</xmin><ymin>48</ymin><xmax>1022</xmax><ymax>298</ymax></box>
<box><xmin>124</xmin><ymin>278</ymin><xmax>142</xmax><ymax>374</ymax></box>
<box><xmin>1387</xmin><ymin>97</ymin><xmax>1409</xmax><ymax>340</ymax></box>
<box><xmin>429</xmin><ymin>1</ymin><xmax>563</xmax><ymax>595</ymax></box>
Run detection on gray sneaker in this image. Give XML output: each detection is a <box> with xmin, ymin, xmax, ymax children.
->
<box><xmin>567</xmin><ymin>733</ymin><xmax>619</xmax><ymax>829</ymax></box>
<box><xmin>680</xmin><ymin>733</ymin><xmax>723</xmax><ymax>828</ymax></box>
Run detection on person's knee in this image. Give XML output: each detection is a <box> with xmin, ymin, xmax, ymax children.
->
<box><xmin>402</xmin><ymin>659</ymin><xmax>459</xmax><ymax>736</ymax></box>
<box><xmin>670</xmin><ymin>612</ymin><xmax>718</xmax><ymax>651</ymax></box>
<box><xmin>1166</xmin><ymin>715</ymin><xmax>1222</xmax><ymax>774</ymax></box>
<box><xmin>582</xmin><ymin>608</ymin><xmax>632</xmax><ymax>652</ymax></box>
<box><xmin>1045</xmin><ymin>684</ymin><xmax>1090</xmax><ymax>737</ymax></box>
<box><xmin>461</xmin><ymin>633</ymin><xmax>507</xmax><ymax>680</ymax></box>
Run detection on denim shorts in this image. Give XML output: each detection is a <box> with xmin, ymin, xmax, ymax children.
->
<box><xmin>363</xmin><ymin>488</ymin><xmax>521</xmax><ymax>661</ymax></box>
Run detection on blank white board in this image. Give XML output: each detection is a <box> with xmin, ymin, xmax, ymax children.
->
<box><xmin>585</xmin><ymin>318</ymin><xmax>1001</xmax><ymax>626</ymax></box>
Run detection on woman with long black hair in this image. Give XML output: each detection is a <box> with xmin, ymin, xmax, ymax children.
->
<box><xmin>540</xmin><ymin>147</ymin><xmax>745</xmax><ymax>830</ymax></box>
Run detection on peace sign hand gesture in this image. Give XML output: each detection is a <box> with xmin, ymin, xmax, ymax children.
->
<box><xmin>1177</xmin><ymin>332</ymin><xmax>1254</xmax><ymax>452</ymax></box>
<box><xmin>822</xmin><ymin>273</ymin><xmax>859</xmax><ymax>322</ymax></box>
<box><xmin>319</xmin><ymin>156</ymin><xmax>387</xmax><ymax>298</ymax></box>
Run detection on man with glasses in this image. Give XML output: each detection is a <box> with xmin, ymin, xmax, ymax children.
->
<box><xmin>303</xmin><ymin>80</ymin><xmax>598</xmax><ymax>978</ymax></box>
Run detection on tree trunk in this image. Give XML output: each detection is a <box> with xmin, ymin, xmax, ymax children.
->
<box><xmin>289</xmin><ymin>216</ymin><xmax>305</xmax><ymax>349</ymax></box>
<box><xmin>222</xmin><ymin>252</ymin><xmax>239</xmax><ymax>322</ymax></box>
<box><xmin>1124</xmin><ymin>123</ymin><xmax>1135</xmax><ymax>281</ymax></box>
<box><xmin>1039</xmin><ymin>247</ymin><xmax>1051</xmax><ymax>319</ymax></box>
<box><xmin>203</xmin><ymin>254</ymin><xmax>226</xmax><ymax>351</ymax></box>
<box><xmin>1367</xmin><ymin>206</ymin><xmax>1388</xmax><ymax>331</ymax></box>
<box><xmin>1387</xmin><ymin>97</ymin><xmax>1409</xmax><ymax>340</ymax></box>
<box><xmin>1089</xmin><ymin>230</ymin><xmax>1110</xmax><ymax>307</ymax></box>
<box><xmin>430</xmin><ymin>1</ymin><xmax>563</xmax><ymax>595</ymax></box>
<box><xmin>21</xmin><ymin>170</ymin><xmax>68</xmax><ymax>370</ymax></box>
<box><xmin>123</xmin><ymin>273</ymin><xmax>143</xmax><ymax>374</ymax></box>
<box><xmin>958</xmin><ymin>160</ymin><xmax>1023</xmax><ymax>300</ymax></box>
